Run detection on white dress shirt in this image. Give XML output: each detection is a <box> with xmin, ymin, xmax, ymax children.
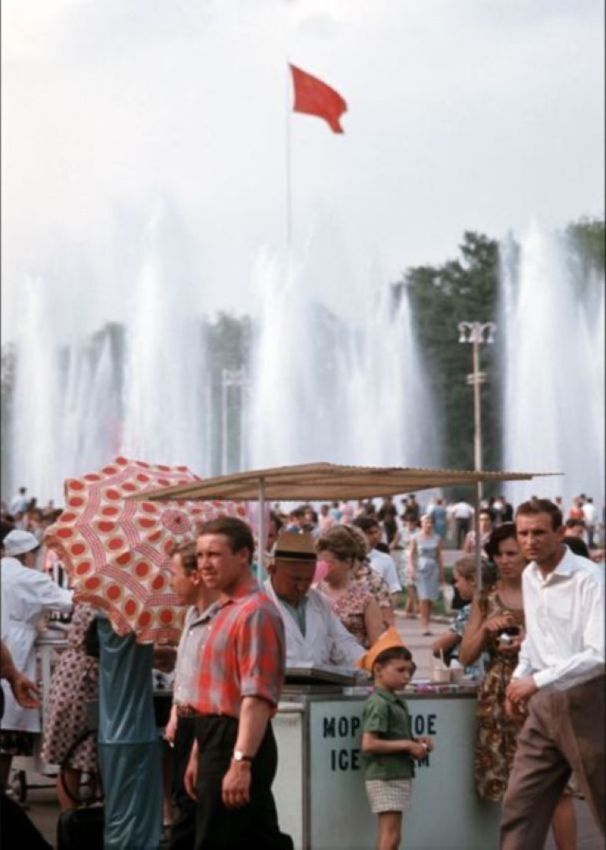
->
<box><xmin>263</xmin><ymin>579</ymin><xmax>364</xmax><ymax>668</ymax></box>
<box><xmin>513</xmin><ymin>547</ymin><xmax>605</xmax><ymax>691</ymax></box>
<box><xmin>368</xmin><ymin>549</ymin><xmax>402</xmax><ymax>594</ymax></box>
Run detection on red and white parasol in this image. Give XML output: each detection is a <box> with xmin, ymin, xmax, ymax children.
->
<box><xmin>45</xmin><ymin>456</ymin><xmax>248</xmax><ymax>643</ymax></box>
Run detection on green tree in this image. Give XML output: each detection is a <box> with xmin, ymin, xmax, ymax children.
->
<box><xmin>402</xmin><ymin>231</ymin><xmax>501</xmax><ymax>475</ymax></box>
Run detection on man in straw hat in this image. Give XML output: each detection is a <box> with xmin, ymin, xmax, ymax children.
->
<box><xmin>264</xmin><ymin>531</ymin><xmax>364</xmax><ymax>668</ymax></box>
<box><xmin>359</xmin><ymin>627</ymin><xmax>434</xmax><ymax>850</ymax></box>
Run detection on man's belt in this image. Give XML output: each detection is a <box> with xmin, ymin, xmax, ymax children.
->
<box><xmin>176</xmin><ymin>704</ymin><xmax>199</xmax><ymax>717</ymax></box>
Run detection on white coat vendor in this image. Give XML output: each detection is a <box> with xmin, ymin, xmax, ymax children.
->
<box><xmin>264</xmin><ymin>531</ymin><xmax>364</xmax><ymax>669</ymax></box>
<box><xmin>1</xmin><ymin>529</ymin><xmax>73</xmax><ymax>788</ymax></box>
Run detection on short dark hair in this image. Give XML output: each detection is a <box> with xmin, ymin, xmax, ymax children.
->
<box><xmin>198</xmin><ymin>516</ymin><xmax>255</xmax><ymax>565</ymax></box>
<box><xmin>353</xmin><ymin>516</ymin><xmax>380</xmax><ymax>534</ymax></box>
<box><xmin>173</xmin><ymin>541</ymin><xmax>198</xmax><ymax>575</ymax></box>
<box><xmin>515</xmin><ymin>498</ymin><xmax>562</xmax><ymax>531</ymax></box>
<box><xmin>563</xmin><ymin>537</ymin><xmax>590</xmax><ymax>558</ymax></box>
<box><xmin>374</xmin><ymin>645</ymin><xmax>416</xmax><ymax>673</ymax></box>
<box><xmin>484</xmin><ymin>522</ymin><xmax>517</xmax><ymax>560</ymax></box>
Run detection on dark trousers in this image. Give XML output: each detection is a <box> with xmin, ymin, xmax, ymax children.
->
<box><xmin>194</xmin><ymin>715</ymin><xmax>293</xmax><ymax>850</ymax></box>
<box><xmin>455</xmin><ymin>518</ymin><xmax>470</xmax><ymax>548</ymax></box>
<box><xmin>500</xmin><ymin>675</ymin><xmax>605</xmax><ymax>849</ymax></box>
<box><xmin>170</xmin><ymin>715</ymin><xmax>197</xmax><ymax>850</ymax></box>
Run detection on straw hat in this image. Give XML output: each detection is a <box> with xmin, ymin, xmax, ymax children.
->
<box><xmin>3</xmin><ymin>529</ymin><xmax>40</xmax><ymax>557</ymax></box>
<box><xmin>357</xmin><ymin>626</ymin><xmax>406</xmax><ymax>673</ymax></box>
<box><xmin>273</xmin><ymin>531</ymin><xmax>317</xmax><ymax>562</ymax></box>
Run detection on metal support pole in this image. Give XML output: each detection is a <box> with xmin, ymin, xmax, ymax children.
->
<box><xmin>472</xmin><ymin>339</ymin><xmax>483</xmax><ymax>503</ymax></box>
<box><xmin>257</xmin><ymin>477</ymin><xmax>266</xmax><ymax>582</ymax></box>
<box><xmin>474</xmin><ymin>480</ymin><xmax>482</xmax><ymax>591</ymax></box>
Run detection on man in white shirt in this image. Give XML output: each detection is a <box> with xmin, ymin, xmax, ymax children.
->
<box><xmin>581</xmin><ymin>497</ymin><xmax>597</xmax><ymax>549</ymax></box>
<box><xmin>352</xmin><ymin>517</ymin><xmax>402</xmax><ymax>608</ymax></box>
<box><xmin>501</xmin><ymin>499</ymin><xmax>605</xmax><ymax>848</ymax></box>
<box><xmin>264</xmin><ymin>532</ymin><xmax>364</xmax><ymax>669</ymax></box>
<box><xmin>451</xmin><ymin>500</ymin><xmax>475</xmax><ymax>549</ymax></box>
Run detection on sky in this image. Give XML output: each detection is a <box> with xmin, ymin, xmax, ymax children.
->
<box><xmin>2</xmin><ymin>0</ymin><xmax>604</xmax><ymax>341</ymax></box>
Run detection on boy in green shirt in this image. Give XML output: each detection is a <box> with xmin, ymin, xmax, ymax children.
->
<box><xmin>359</xmin><ymin>627</ymin><xmax>434</xmax><ymax>850</ymax></box>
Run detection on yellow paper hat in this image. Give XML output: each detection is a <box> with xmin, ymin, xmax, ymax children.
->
<box><xmin>357</xmin><ymin>626</ymin><xmax>406</xmax><ymax>673</ymax></box>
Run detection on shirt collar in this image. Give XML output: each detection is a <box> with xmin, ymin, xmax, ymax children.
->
<box><xmin>219</xmin><ymin>573</ymin><xmax>260</xmax><ymax>607</ymax></box>
<box><xmin>188</xmin><ymin>600</ymin><xmax>220</xmax><ymax>626</ymax></box>
<box><xmin>373</xmin><ymin>686</ymin><xmax>402</xmax><ymax>704</ymax></box>
<box><xmin>279</xmin><ymin>595</ymin><xmax>308</xmax><ymax>612</ymax></box>
<box><xmin>528</xmin><ymin>545</ymin><xmax>574</xmax><ymax>582</ymax></box>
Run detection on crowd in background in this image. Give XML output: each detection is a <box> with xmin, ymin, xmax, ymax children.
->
<box><xmin>268</xmin><ymin>491</ymin><xmax>605</xmax><ymax>561</ymax></box>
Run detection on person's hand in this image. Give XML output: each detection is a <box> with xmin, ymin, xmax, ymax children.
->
<box><xmin>408</xmin><ymin>740</ymin><xmax>430</xmax><ymax>760</ymax></box>
<box><xmin>483</xmin><ymin>613</ymin><xmax>515</xmax><ymax>635</ymax></box>
<box><xmin>496</xmin><ymin>631</ymin><xmax>524</xmax><ymax>654</ymax></box>
<box><xmin>222</xmin><ymin>760</ymin><xmax>252</xmax><ymax>808</ymax></box>
<box><xmin>184</xmin><ymin>742</ymin><xmax>199</xmax><ymax>800</ymax></box>
<box><xmin>506</xmin><ymin>676</ymin><xmax>537</xmax><ymax>705</ymax></box>
<box><xmin>417</xmin><ymin>736</ymin><xmax>434</xmax><ymax>753</ymax></box>
<box><xmin>164</xmin><ymin>713</ymin><xmax>177</xmax><ymax>745</ymax></box>
<box><xmin>10</xmin><ymin>672</ymin><xmax>40</xmax><ymax>709</ymax></box>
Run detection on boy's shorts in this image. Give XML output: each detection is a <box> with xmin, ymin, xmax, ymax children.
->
<box><xmin>365</xmin><ymin>778</ymin><xmax>413</xmax><ymax>814</ymax></box>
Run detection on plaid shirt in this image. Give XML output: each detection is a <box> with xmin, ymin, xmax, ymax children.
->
<box><xmin>190</xmin><ymin>575</ymin><xmax>286</xmax><ymax>718</ymax></box>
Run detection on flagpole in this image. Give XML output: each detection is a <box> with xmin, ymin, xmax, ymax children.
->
<box><xmin>285</xmin><ymin>62</ymin><xmax>293</xmax><ymax>255</ymax></box>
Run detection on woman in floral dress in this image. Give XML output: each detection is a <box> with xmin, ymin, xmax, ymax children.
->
<box><xmin>459</xmin><ymin>524</ymin><xmax>576</xmax><ymax>848</ymax></box>
<box><xmin>41</xmin><ymin>602</ymin><xmax>99</xmax><ymax>810</ymax></box>
<box><xmin>316</xmin><ymin>525</ymin><xmax>385</xmax><ymax>649</ymax></box>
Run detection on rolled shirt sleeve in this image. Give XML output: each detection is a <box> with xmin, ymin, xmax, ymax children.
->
<box><xmin>237</xmin><ymin>604</ymin><xmax>286</xmax><ymax>708</ymax></box>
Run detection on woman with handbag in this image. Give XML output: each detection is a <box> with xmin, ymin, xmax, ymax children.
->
<box><xmin>41</xmin><ymin>602</ymin><xmax>99</xmax><ymax>809</ymax></box>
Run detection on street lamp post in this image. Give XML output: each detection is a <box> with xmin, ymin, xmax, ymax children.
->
<box><xmin>457</xmin><ymin>321</ymin><xmax>496</xmax><ymax>499</ymax></box>
<box><xmin>458</xmin><ymin>321</ymin><xmax>496</xmax><ymax>588</ymax></box>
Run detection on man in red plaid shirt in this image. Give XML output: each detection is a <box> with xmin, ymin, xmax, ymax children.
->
<box><xmin>183</xmin><ymin>516</ymin><xmax>293</xmax><ymax>850</ymax></box>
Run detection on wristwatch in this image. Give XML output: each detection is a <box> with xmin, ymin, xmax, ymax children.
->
<box><xmin>232</xmin><ymin>749</ymin><xmax>253</xmax><ymax>763</ymax></box>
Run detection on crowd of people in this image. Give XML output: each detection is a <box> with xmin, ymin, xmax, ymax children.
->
<box><xmin>0</xmin><ymin>485</ymin><xmax>604</xmax><ymax>849</ymax></box>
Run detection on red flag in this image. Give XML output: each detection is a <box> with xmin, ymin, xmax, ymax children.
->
<box><xmin>289</xmin><ymin>64</ymin><xmax>347</xmax><ymax>134</ymax></box>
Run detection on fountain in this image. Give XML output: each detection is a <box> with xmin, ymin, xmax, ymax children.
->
<box><xmin>500</xmin><ymin>221</ymin><xmax>605</xmax><ymax>511</ymax></box>
<box><xmin>4</xmin><ymin>204</ymin><xmax>439</xmax><ymax>504</ymax></box>
<box><xmin>248</xmin><ymin>243</ymin><xmax>439</xmax><ymax>469</ymax></box>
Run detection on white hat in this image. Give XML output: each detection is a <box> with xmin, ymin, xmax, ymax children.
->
<box><xmin>3</xmin><ymin>529</ymin><xmax>40</xmax><ymax>557</ymax></box>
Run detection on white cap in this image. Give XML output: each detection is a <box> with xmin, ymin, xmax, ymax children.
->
<box><xmin>3</xmin><ymin>529</ymin><xmax>40</xmax><ymax>557</ymax></box>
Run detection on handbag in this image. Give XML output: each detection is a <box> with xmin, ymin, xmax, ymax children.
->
<box><xmin>57</xmin><ymin>729</ymin><xmax>104</xmax><ymax>850</ymax></box>
<box><xmin>57</xmin><ymin>806</ymin><xmax>104</xmax><ymax>850</ymax></box>
<box><xmin>83</xmin><ymin>617</ymin><xmax>100</xmax><ymax>658</ymax></box>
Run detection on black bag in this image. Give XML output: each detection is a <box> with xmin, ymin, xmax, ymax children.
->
<box><xmin>57</xmin><ymin>805</ymin><xmax>104</xmax><ymax>850</ymax></box>
<box><xmin>84</xmin><ymin>617</ymin><xmax>100</xmax><ymax>658</ymax></box>
<box><xmin>57</xmin><ymin>729</ymin><xmax>104</xmax><ymax>850</ymax></box>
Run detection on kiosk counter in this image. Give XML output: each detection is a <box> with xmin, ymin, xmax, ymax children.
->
<box><xmin>273</xmin><ymin>673</ymin><xmax>500</xmax><ymax>850</ymax></box>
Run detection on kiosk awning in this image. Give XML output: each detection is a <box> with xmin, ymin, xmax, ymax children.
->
<box><xmin>130</xmin><ymin>461</ymin><xmax>558</xmax><ymax>503</ymax></box>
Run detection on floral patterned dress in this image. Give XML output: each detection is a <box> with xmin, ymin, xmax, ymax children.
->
<box><xmin>40</xmin><ymin>603</ymin><xmax>99</xmax><ymax>771</ymax></box>
<box><xmin>353</xmin><ymin>561</ymin><xmax>393</xmax><ymax>614</ymax></box>
<box><xmin>319</xmin><ymin>581</ymin><xmax>375</xmax><ymax>648</ymax></box>
<box><xmin>474</xmin><ymin>590</ymin><xmax>525</xmax><ymax>801</ymax></box>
